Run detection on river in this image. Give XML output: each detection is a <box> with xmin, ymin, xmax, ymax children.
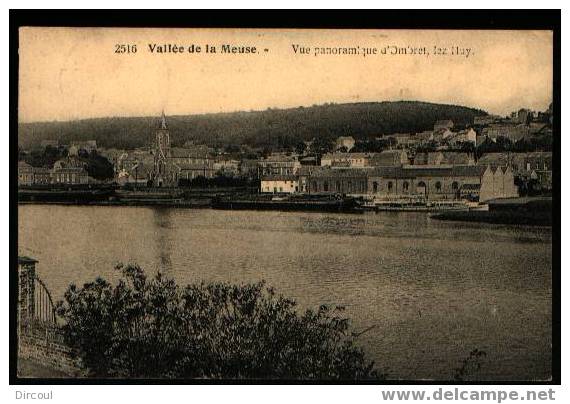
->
<box><xmin>18</xmin><ymin>204</ymin><xmax>552</xmax><ymax>381</ymax></box>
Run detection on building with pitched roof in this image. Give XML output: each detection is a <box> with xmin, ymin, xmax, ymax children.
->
<box><xmin>414</xmin><ymin>152</ymin><xmax>474</xmax><ymax>166</ymax></box>
<box><xmin>297</xmin><ymin>164</ymin><xmax>517</xmax><ymax>201</ymax></box>
<box><xmin>369</xmin><ymin>150</ymin><xmax>409</xmax><ymax>166</ymax></box>
<box><xmin>321</xmin><ymin>152</ymin><xmax>374</xmax><ymax>167</ymax></box>
<box><xmin>434</xmin><ymin>119</ymin><xmax>454</xmax><ymax>131</ymax></box>
<box><xmin>477</xmin><ymin>152</ymin><xmax>552</xmax><ymax>191</ymax></box>
<box><xmin>260</xmin><ymin>175</ymin><xmax>299</xmax><ymax>193</ymax></box>
<box><xmin>258</xmin><ymin>154</ymin><xmax>301</xmax><ymax>176</ymax></box>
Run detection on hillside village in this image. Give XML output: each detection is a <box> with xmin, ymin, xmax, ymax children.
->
<box><xmin>18</xmin><ymin>103</ymin><xmax>553</xmax><ymax>204</ymax></box>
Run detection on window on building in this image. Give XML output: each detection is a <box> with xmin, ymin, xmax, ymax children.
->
<box><xmin>452</xmin><ymin>181</ymin><xmax>459</xmax><ymax>190</ymax></box>
<box><xmin>403</xmin><ymin>181</ymin><xmax>409</xmax><ymax>192</ymax></box>
<box><xmin>435</xmin><ymin>181</ymin><xmax>442</xmax><ymax>192</ymax></box>
<box><xmin>324</xmin><ymin>181</ymin><xmax>329</xmax><ymax>192</ymax></box>
<box><xmin>387</xmin><ymin>181</ymin><xmax>393</xmax><ymax>191</ymax></box>
<box><xmin>373</xmin><ymin>181</ymin><xmax>378</xmax><ymax>193</ymax></box>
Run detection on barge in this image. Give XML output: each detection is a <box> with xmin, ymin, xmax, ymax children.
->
<box><xmin>362</xmin><ymin>198</ymin><xmax>480</xmax><ymax>212</ymax></box>
<box><xmin>18</xmin><ymin>186</ymin><xmax>115</xmax><ymax>204</ymax></box>
<box><xmin>212</xmin><ymin>194</ymin><xmax>363</xmax><ymax>213</ymax></box>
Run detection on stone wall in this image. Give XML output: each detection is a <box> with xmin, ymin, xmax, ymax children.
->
<box><xmin>17</xmin><ymin>257</ymin><xmax>88</xmax><ymax>378</ymax></box>
<box><xmin>19</xmin><ymin>334</ymin><xmax>86</xmax><ymax>377</ymax></box>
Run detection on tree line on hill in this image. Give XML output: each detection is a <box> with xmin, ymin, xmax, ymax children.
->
<box><xmin>18</xmin><ymin>101</ymin><xmax>487</xmax><ymax>151</ymax></box>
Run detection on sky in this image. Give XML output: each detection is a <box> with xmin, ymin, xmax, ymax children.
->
<box><xmin>18</xmin><ymin>28</ymin><xmax>553</xmax><ymax>123</ymax></box>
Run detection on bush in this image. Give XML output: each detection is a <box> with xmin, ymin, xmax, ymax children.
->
<box><xmin>56</xmin><ymin>264</ymin><xmax>381</xmax><ymax>380</ymax></box>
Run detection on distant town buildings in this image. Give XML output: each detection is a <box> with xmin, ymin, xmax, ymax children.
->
<box><xmin>335</xmin><ymin>136</ymin><xmax>356</xmax><ymax>152</ymax></box>
<box><xmin>481</xmin><ymin>123</ymin><xmax>530</xmax><ymax>143</ymax></box>
<box><xmin>51</xmin><ymin>166</ymin><xmax>89</xmax><ymax>185</ymax></box>
<box><xmin>40</xmin><ymin>139</ymin><xmax>60</xmax><ymax>149</ymax></box>
<box><xmin>239</xmin><ymin>159</ymin><xmax>261</xmax><ymax>179</ymax></box>
<box><xmin>473</xmin><ymin>115</ymin><xmax>501</xmax><ymax>126</ymax></box>
<box><xmin>18</xmin><ymin>161</ymin><xmax>43</xmax><ymax>186</ymax></box>
<box><xmin>478</xmin><ymin>151</ymin><xmax>552</xmax><ymax>191</ymax></box>
<box><xmin>450</xmin><ymin>128</ymin><xmax>477</xmax><ymax>145</ymax></box>
<box><xmin>511</xmin><ymin>108</ymin><xmax>533</xmax><ymax>124</ymax></box>
<box><xmin>433</xmin><ymin>119</ymin><xmax>454</xmax><ymax>132</ymax></box>
<box><xmin>321</xmin><ymin>152</ymin><xmax>373</xmax><ymax>168</ymax></box>
<box><xmin>370</xmin><ymin>150</ymin><xmax>409</xmax><ymax>166</ymax></box>
<box><xmin>320</xmin><ymin>150</ymin><xmax>409</xmax><ymax>168</ymax></box>
<box><xmin>386</xmin><ymin>133</ymin><xmax>414</xmax><ymax>148</ymax></box>
<box><xmin>18</xmin><ymin>103</ymin><xmax>553</xmax><ymax>202</ymax></box>
<box><xmin>18</xmin><ymin>159</ymin><xmax>88</xmax><ymax>186</ymax></box>
<box><xmin>69</xmin><ymin>140</ymin><xmax>97</xmax><ymax>156</ymax></box>
<box><xmin>258</xmin><ymin>154</ymin><xmax>301</xmax><ymax>176</ymax></box>
<box><xmin>413</xmin><ymin>151</ymin><xmax>474</xmax><ymax>166</ymax></box>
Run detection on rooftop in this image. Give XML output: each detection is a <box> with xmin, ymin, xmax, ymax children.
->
<box><xmin>261</xmin><ymin>175</ymin><xmax>298</xmax><ymax>181</ymax></box>
<box><xmin>18</xmin><ymin>256</ymin><xmax>38</xmax><ymax>265</ymax></box>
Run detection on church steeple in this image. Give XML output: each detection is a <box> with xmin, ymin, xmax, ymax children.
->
<box><xmin>152</xmin><ymin>111</ymin><xmax>172</xmax><ymax>187</ymax></box>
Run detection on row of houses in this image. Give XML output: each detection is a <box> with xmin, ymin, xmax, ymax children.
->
<box><xmin>333</xmin><ymin>124</ymin><xmax>477</xmax><ymax>152</ymax></box>
<box><xmin>18</xmin><ymin>160</ymin><xmax>89</xmax><ymax>186</ymax></box>
<box><xmin>261</xmin><ymin>164</ymin><xmax>519</xmax><ymax>202</ymax></box>
<box><xmin>333</xmin><ymin>107</ymin><xmax>551</xmax><ymax>153</ymax></box>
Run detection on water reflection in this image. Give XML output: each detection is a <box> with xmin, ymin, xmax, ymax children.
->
<box><xmin>151</xmin><ymin>208</ymin><xmax>173</xmax><ymax>271</ymax></box>
<box><xmin>18</xmin><ymin>205</ymin><xmax>552</xmax><ymax>381</ymax></box>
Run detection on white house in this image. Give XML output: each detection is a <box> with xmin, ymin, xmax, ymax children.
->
<box><xmin>260</xmin><ymin>175</ymin><xmax>299</xmax><ymax>193</ymax></box>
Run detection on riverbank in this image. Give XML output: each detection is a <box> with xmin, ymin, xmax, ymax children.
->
<box><xmin>432</xmin><ymin>197</ymin><xmax>553</xmax><ymax>226</ymax></box>
<box><xmin>17</xmin><ymin>187</ymin><xmax>555</xmax><ymax>220</ymax></box>
<box><xmin>18</xmin><ymin>186</ymin><xmax>364</xmax><ymax>213</ymax></box>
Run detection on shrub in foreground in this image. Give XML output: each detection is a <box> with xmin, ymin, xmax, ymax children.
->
<box><xmin>56</xmin><ymin>264</ymin><xmax>381</xmax><ymax>380</ymax></box>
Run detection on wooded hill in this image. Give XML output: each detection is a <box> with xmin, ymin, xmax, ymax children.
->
<box><xmin>18</xmin><ymin>101</ymin><xmax>487</xmax><ymax>150</ymax></box>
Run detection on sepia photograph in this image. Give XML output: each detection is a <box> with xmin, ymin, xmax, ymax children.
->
<box><xmin>12</xmin><ymin>12</ymin><xmax>559</xmax><ymax>384</ymax></box>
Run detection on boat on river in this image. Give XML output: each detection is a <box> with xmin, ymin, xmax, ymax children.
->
<box><xmin>362</xmin><ymin>198</ymin><xmax>472</xmax><ymax>212</ymax></box>
<box><xmin>212</xmin><ymin>193</ymin><xmax>363</xmax><ymax>213</ymax></box>
<box><xmin>18</xmin><ymin>185</ymin><xmax>115</xmax><ymax>204</ymax></box>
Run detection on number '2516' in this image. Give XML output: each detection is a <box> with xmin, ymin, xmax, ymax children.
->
<box><xmin>115</xmin><ymin>44</ymin><xmax>137</xmax><ymax>54</ymax></box>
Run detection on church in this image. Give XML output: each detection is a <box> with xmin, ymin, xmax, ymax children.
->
<box><xmin>151</xmin><ymin>111</ymin><xmax>176</xmax><ymax>187</ymax></box>
<box><xmin>150</xmin><ymin>112</ymin><xmax>217</xmax><ymax>187</ymax></box>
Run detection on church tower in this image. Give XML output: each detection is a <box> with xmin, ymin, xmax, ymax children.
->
<box><xmin>152</xmin><ymin>111</ymin><xmax>172</xmax><ymax>187</ymax></box>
